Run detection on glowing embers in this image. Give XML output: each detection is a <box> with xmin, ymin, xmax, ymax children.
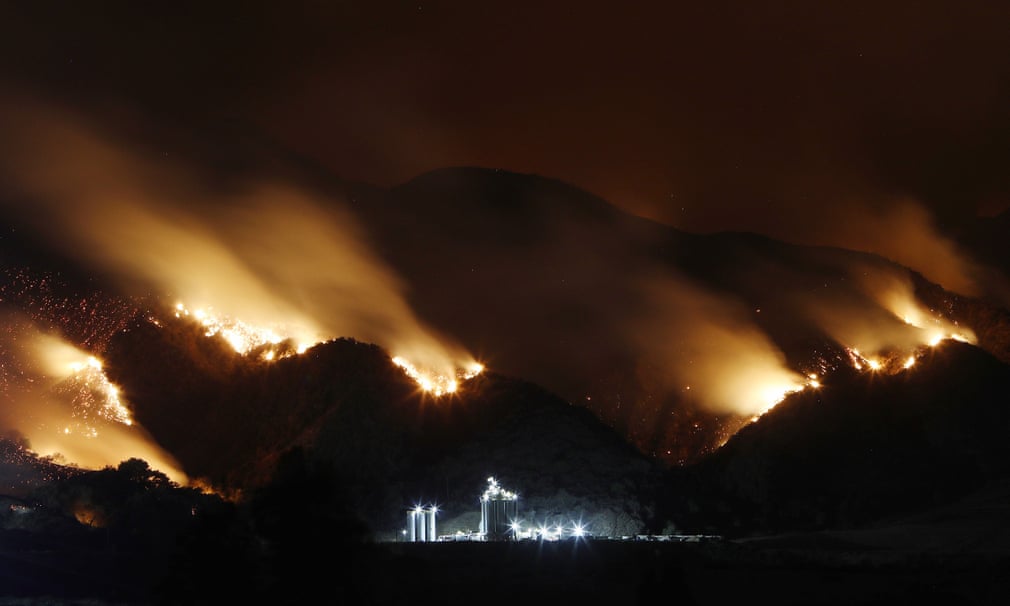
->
<box><xmin>171</xmin><ymin>301</ymin><xmax>483</xmax><ymax>396</ymax></box>
<box><xmin>391</xmin><ymin>356</ymin><xmax>484</xmax><ymax>397</ymax></box>
<box><xmin>33</xmin><ymin>336</ymin><xmax>135</xmax><ymax>437</ymax></box>
<box><xmin>891</xmin><ymin>300</ymin><xmax>976</xmax><ymax>349</ymax></box>
<box><xmin>845</xmin><ymin>340</ymin><xmax>952</xmax><ymax>376</ymax></box>
<box><xmin>61</xmin><ymin>354</ymin><xmax>133</xmax><ymax>431</ymax></box>
<box><xmin>173</xmin><ymin>302</ymin><xmax>315</xmax><ymax>361</ymax></box>
<box><xmin>916</xmin><ymin>324</ymin><xmax>974</xmax><ymax>349</ymax></box>
<box><xmin>840</xmin><ymin>311</ymin><xmax>975</xmax><ymax>375</ymax></box>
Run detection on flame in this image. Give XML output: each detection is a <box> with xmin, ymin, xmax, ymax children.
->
<box><xmin>817</xmin><ymin>268</ymin><xmax>982</xmax><ymax>376</ymax></box>
<box><xmin>749</xmin><ymin>372</ymin><xmax>825</xmax><ymax>420</ymax></box>
<box><xmin>36</xmin><ymin>336</ymin><xmax>134</xmax><ymax>430</ymax></box>
<box><xmin>391</xmin><ymin>356</ymin><xmax>484</xmax><ymax>396</ymax></box>
<box><xmin>862</xmin><ymin>267</ymin><xmax>977</xmax><ymax>350</ymax></box>
<box><xmin>67</xmin><ymin>356</ymin><xmax>133</xmax><ymax>428</ymax></box>
<box><xmin>0</xmin><ymin>328</ymin><xmax>188</xmax><ymax>484</ymax></box>
<box><xmin>173</xmin><ymin>302</ymin><xmax>318</xmax><ymax>360</ymax></box>
<box><xmin>0</xmin><ymin>99</ymin><xmax>483</xmax><ymax>411</ymax></box>
<box><xmin>172</xmin><ymin>302</ymin><xmax>484</xmax><ymax>397</ymax></box>
<box><xmin>751</xmin><ymin>383</ymin><xmax>806</xmax><ymax>419</ymax></box>
<box><xmin>742</xmin><ymin>276</ymin><xmax>983</xmax><ymax>423</ymax></box>
<box><xmin>836</xmin><ymin>309</ymin><xmax>976</xmax><ymax>375</ymax></box>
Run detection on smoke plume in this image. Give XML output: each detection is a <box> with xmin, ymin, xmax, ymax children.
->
<box><xmin>0</xmin><ymin>94</ymin><xmax>481</xmax><ymax>475</ymax></box>
<box><xmin>629</xmin><ymin>272</ymin><xmax>806</xmax><ymax>417</ymax></box>
<box><xmin>0</xmin><ymin>313</ymin><xmax>185</xmax><ymax>481</ymax></box>
<box><xmin>0</xmin><ymin>94</ymin><xmax>476</xmax><ymax>381</ymax></box>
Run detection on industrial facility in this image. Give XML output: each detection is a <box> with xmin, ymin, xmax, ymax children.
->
<box><xmin>400</xmin><ymin>477</ymin><xmax>721</xmax><ymax>543</ymax></box>
<box><xmin>479</xmin><ymin>476</ymin><xmax>519</xmax><ymax>541</ymax></box>
<box><xmin>405</xmin><ymin>504</ymin><xmax>438</xmax><ymax>542</ymax></box>
<box><xmin>404</xmin><ymin>476</ymin><xmax>520</xmax><ymax>542</ymax></box>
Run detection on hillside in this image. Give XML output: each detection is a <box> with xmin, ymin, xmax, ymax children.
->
<box><xmin>102</xmin><ymin>313</ymin><xmax>663</xmax><ymax>536</ymax></box>
<box><xmin>330</xmin><ymin>167</ymin><xmax>1010</xmax><ymax>463</ymax></box>
<box><xmin>663</xmin><ymin>340</ymin><xmax>1010</xmax><ymax>536</ymax></box>
<box><xmin>1</xmin><ymin>164</ymin><xmax>1009</xmax><ymax>603</ymax></box>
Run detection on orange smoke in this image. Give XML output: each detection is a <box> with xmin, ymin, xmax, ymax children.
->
<box><xmin>0</xmin><ymin>316</ymin><xmax>186</xmax><ymax>482</ymax></box>
<box><xmin>0</xmin><ymin>94</ymin><xmax>480</xmax><ymax>393</ymax></box>
<box><xmin>798</xmin><ymin>198</ymin><xmax>981</xmax><ymax>297</ymax></box>
<box><xmin>631</xmin><ymin>273</ymin><xmax>806</xmax><ymax>417</ymax></box>
<box><xmin>803</xmin><ymin>262</ymin><xmax>977</xmax><ymax>372</ymax></box>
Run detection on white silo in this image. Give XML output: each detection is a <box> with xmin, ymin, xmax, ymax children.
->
<box><xmin>406</xmin><ymin>505</ymin><xmax>438</xmax><ymax>542</ymax></box>
<box><xmin>426</xmin><ymin>505</ymin><xmax>437</xmax><ymax>541</ymax></box>
<box><xmin>479</xmin><ymin>477</ymin><xmax>519</xmax><ymax>541</ymax></box>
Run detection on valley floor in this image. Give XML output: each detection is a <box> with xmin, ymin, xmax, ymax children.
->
<box><xmin>383</xmin><ymin>538</ymin><xmax>1006</xmax><ymax>606</ymax></box>
<box><xmin>1</xmin><ymin>536</ymin><xmax>1006</xmax><ymax>606</ymax></box>
<box><xmin>5</xmin><ymin>482</ymin><xmax>1010</xmax><ymax>606</ymax></box>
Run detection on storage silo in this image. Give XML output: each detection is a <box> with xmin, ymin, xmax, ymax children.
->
<box><xmin>426</xmin><ymin>505</ymin><xmax>437</xmax><ymax>541</ymax></box>
<box><xmin>479</xmin><ymin>477</ymin><xmax>519</xmax><ymax>541</ymax></box>
<box><xmin>406</xmin><ymin>505</ymin><xmax>438</xmax><ymax>542</ymax></box>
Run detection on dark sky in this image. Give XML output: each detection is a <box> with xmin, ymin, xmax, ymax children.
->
<box><xmin>2</xmin><ymin>0</ymin><xmax>1009</xmax><ymax>241</ymax></box>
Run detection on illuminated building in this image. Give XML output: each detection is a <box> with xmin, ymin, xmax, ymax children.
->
<box><xmin>479</xmin><ymin>476</ymin><xmax>518</xmax><ymax>541</ymax></box>
<box><xmin>406</xmin><ymin>504</ymin><xmax>438</xmax><ymax>542</ymax></box>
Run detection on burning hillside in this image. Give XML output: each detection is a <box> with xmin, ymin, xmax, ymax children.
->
<box><xmin>334</xmin><ymin>167</ymin><xmax>1006</xmax><ymax>463</ymax></box>
<box><xmin>0</xmin><ymin>101</ymin><xmax>1008</xmax><ymax>484</ymax></box>
<box><xmin>670</xmin><ymin>339</ymin><xmax>1010</xmax><ymax>536</ymax></box>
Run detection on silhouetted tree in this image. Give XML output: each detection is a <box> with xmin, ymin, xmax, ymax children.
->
<box><xmin>248</xmin><ymin>447</ymin><xmax>372</xmax><ymax>603</ymax></box>
<box><xmin>156</xmin><ymin>499</ymin><xmax>262</xmax><ymax>606</ymax></box>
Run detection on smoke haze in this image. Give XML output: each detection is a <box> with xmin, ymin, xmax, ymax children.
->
<box><xmin>0</xmin><ymin>96</ymin><xmax>476</xmax><ymax>380</ymax></box>
<box><xmin>0</xmin><ymin>314</ymin><xmax>185</xmax><ymax>482</ymax></box>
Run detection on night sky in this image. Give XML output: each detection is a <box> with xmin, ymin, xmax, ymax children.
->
<box><xmin>3</xmin><ymin>0</ymin><xmax>1008</xmax><ymax>243</ymax></box>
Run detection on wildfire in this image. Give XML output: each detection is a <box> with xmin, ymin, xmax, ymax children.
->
<box><xmin>173</xmin><ymin>302</ymin><xmax>315</xmax><ymax>360</ymax></box>
<box><xmin>64</xmin><ymin>355</ymin><xmax>133</xmax><ymax>429</ymax></box>
<box><xmin>34</xmin><ymin>335</ymin><xmax>135</xmax><ymax>435</ymax></box>
<box><xmin>172</xmin><ymin>301</ymin><xmax>484</xmax><ymax>396</ymax></box>
<box><xmin>750</xmin><ymin>373</ymin><xmax>822</xmax><ymax>420</ymax></box>
<box><xmin>838</xmin><ymin>309</ymin><xmax>976</xmax><ymax>376</ymax></box>
<box><xmin>876</xmin><ymin>282</ymin><xmax>977</xmax><ymax>350</ymax></box>
<box><xmin>391</xmin><ymin>356</ymin><xmax>484</xmax><ymax>396</ymax></box>
<box><xmin>752</xmin><ymin>384</ymin><xmax>805</xmax><ymax>418</ymax></box>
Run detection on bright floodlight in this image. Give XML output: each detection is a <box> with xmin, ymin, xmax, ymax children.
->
<box><xmin>572</xmin><ymin>522</ymin><xmax>585</xmax><ymax>538</ymax></box>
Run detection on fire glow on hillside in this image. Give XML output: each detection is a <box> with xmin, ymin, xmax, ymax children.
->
<box><xmin>0</xmin><ymin>325</ymin><xmax>186</xmax><ymax>483</ymax></box>
<box><xmin>35</xmin><ymin>335</ymin><xmax>135</xmax><ymax>433</ymax></box>
<box><xmin>0</xmin><ymin>101</ymin><xmax>487</xmax><ymax>401</ymax></box>
<box><xmin>0</xmin><ymin>99</ymin><xmax>994</xmax><ymax>470</ymax></box>
<box><xmin>391</xmin><ymin>356</ymin><xmax>484</xmax><ymax>396</ymax></box>
<box><xmin>173</xmin><ymin>302</ymin><xmax>313</xmax><ymax>360</ymax></box>
<box><xmin>736</xmin><ymin>288</ymin><xmax>976</xmax><ymax>423</ymax></box>
<box><xmin>64</xmin><ymin>355</ymin><xmax>133</xmax><ymax>430</ymax></box>
<box><xmin>839</xmin><ymin>290</ymin><xmax>976</xmax><ymax>376</ymax></box>
<box><xmin>171</xmin><ymin>301</ymin><xmax>484</xmax><ymax>396</ymax></box>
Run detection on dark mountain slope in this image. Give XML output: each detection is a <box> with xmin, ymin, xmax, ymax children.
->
<box><xmin>103</xmin><ymin>314</ymin><xmax>663</xmax><ymax>535</ymax></box>
<box><xmin>336</xmin><ymin>166</ymin><xmax>1010</xmax><ymax>462</ymax></box>
<box><xmin>664</xmin><ymin>340</ymin><xmax>1010</xmax><ymax>536</ymax></box>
